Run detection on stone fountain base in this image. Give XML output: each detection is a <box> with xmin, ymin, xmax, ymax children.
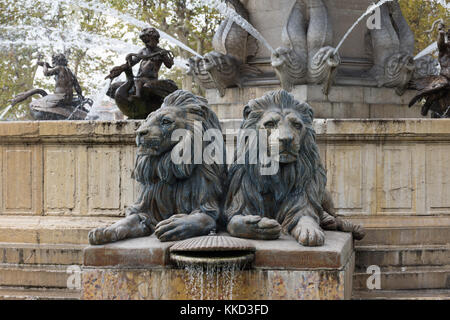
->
<box><xmin>206</xmin><ymin>84</ymin><xmax>423</xmax><ymax>120</ymax></box>
<box><xmin>82</xmin><ymin>232</ymin><xmax>354</xmax><ymax>300</ymax></box>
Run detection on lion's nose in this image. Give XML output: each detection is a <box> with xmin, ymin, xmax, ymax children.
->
<box><xmin>138</xmin><ymin>130</ymin><xmax>149</xmax><ymax>136</ymax></box>
<box><xmin>279</xmin><ymin>135</ymin><xmax>294</xmax><ymax>148</ymax></box>
<box><xmin>146</xmin><ymin>139</ymin><xmax>161</xmax><ymax>147</ymax></box>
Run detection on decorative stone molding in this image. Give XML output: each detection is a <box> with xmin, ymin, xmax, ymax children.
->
<box><xmin>272</xmin><ymin>0</ymin><xmax>340</xmax><ymax>94</ymax></box>
<box><xmin>188</xmin><ymin>0</ymin><xmax>262</xmax><ymax>96</ymax></box>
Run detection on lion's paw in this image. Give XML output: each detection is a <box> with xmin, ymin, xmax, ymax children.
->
<box><xmin>227</xmin><ymin>215</ymin><xmax>281</xmax><ymax>240</ymax></box>
<box><xmin>292</xmin><ymin>216</ymin><xmax>325</xmax><ymax>247</ymax></box>
<box><xmin>88</xmin><ymin>227</ymin><xmax>118</xmax><ymax>245</ymax></box>
<box><xmin>155</xmin><ymin>213</ymin><xmax>215</xmax><ymax>242</ymax></box>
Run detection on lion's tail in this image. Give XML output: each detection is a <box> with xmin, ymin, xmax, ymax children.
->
<box><xmin>320</xmin><ymin>212</ymin><xmax>366</xmax><ymax>240</ymax></box>
<box><xmin>320</xmin><ymin>189</ymin><xmax>366</xmax><ymax>240</ymax></box>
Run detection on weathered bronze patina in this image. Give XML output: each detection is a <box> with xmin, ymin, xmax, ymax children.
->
<box><xmin>88</xmin><ymin>90</ymin><xmax>226</xmax><ymax>245</ymax></box>
<box><xmin>225</xmin><ymin>90</ymin><xmax>365</xmax><ymax>246</ymax></box>
<box><xmin>106</xmin><ymin>27</ymin><xmax>178</xmax><ymax>119</ymax></box>
<box><xmin>409</xmin><ymin>21</ymin><xmax>450</xmax><ymax>118</ymax></box>
<box><xmin>9</xmin><ymin>53</ymin><xmax>91</xmax><ymax>120</ymax></box>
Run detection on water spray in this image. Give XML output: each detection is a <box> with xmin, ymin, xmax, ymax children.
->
<box><xmin>334</xmin><ymin>0</ymin><xmax>395</xmax><ymax>55</ymax></box>
<box><xmin>56</xmin><ymin>0</ymin><xmax>203</xmax><ymax>58</ymax></box>
<box><xmin>204</xmin><ymin>0</ymin><xmax>275</xmax><ymax>54</ymax></box>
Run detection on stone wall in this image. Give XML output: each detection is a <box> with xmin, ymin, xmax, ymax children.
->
<box><xmin>0</xmin><ymin>119</ymin><xmax>449</xmax><ymax>231</ymax></box>
<box><xmin>0</xmin><ymin>121</ymin><xmax>140</xmax><ymax>218</ymax></box>
<box><xmin>206</xmin><ymin>85</ymin><xmax>424</xmax><ymax>119</ymax></box>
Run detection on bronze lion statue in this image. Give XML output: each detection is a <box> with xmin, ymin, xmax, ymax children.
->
<box><xmin>89</xmin><ymin>90</ymin><xmax>226</xmax><ymax>245</ymax></box>
<box><xmin>225</xmin><ymin>90</ymin><xmax>365</xmax><ymax>246</ymax></box>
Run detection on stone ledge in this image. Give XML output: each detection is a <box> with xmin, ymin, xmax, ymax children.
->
<box><xmin>83</xmin><ymin>231</ymin><xmax>353</xmax><ymax>270</ymax></box>
<box><xmin>0</xmin><ymin>121</ymin><xmax>140</xmax><ymax>143</ymax></box>
<box><xmin>0</xmin><ymin>216</ymin><xmax>119</xmax><ymax>245</ymax></box>
<box><xmin>1</xmin><ymin>120</ymin><xmax>450</xmax><ymax>143</ymax></box>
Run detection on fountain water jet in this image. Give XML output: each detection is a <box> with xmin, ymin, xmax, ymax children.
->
<box><xmin>415</xmin><ymin>42</ymin><xmax>438</xmax><ymax>60</ymax></box>
<box><xmin>0</xmin><ymin>25</ymin><xmax>142</xmax><ymax>54</ymax></box>
<box><xmin>334</xmin><ymin>0</ymin><xmax>395</xmax><ymax>55</ymax></box>
<box><xmin>0</xmin><ymin>105</ymin><xmax>14</xmax><ymax>120</ymax></box>
<box><xmin>52</xmin><ymin>0</ymin><xmax>203</xmax><ymax>58</ymax></box>
<box><xmin>169</xmin><ymin>235</ymin><xmax>255</xmax><ymax>300</ymax></box>
<box><xmin>203</xmin><ymin>0</ymin><xmax>275</xmax><ymax>54</ymax></box>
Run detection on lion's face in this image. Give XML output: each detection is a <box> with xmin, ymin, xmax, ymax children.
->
<box><xmin>255</xmin><ymin>108</ymin><xmax>306</xmax><ymax>164</ymax></box>
<box><xmin>136</xmin><ymin>107</ymin><xmax>187</xmax><ymax>156</ymax></box>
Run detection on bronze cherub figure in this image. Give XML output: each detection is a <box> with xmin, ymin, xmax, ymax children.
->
<box><xmin>9</xmin><ymin>53</ymin><xmax>92</xmax><ymax>120</ymax></box>
<box><xmin>409</xmin><ymin>21</ymin><xmax>450</xmax><ymax>118</ymax></box>
<box><xmin>105</xmin><ymin>27</ymin><xmax>178</xmax><ymax>119</ymax></box>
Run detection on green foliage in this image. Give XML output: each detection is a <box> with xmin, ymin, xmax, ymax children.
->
<box><xmin>0</xmin><ymin>0</ymin><xmax>220</xmax><ymax>119</ymax></box>
<box><xmin>105</xmin><ymin>0</ymin><xmax>221</xmax><ymax>91</ymax></box>
<box><xmin>399</xmin><ymin>0</ymin><xmax>449</xmax><ymax>55</ymax></box>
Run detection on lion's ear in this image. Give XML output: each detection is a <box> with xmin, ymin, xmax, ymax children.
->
<box><xmin>243</xmin><ymin>105</ymin><xmax>252</xmax><ymax>119</ymax></box>
<box><xmin>185</xmin><ymin>105</ymin><xmax>206</xmax><ymax>119</ymax></box>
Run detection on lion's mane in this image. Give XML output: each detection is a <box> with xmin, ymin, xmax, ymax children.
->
<box><xmin>225</xmin><ymin>90</ymin><xmax>327</xmax><ymax>232</ymax></box>
<box><xmin>127</xmin><ymin>90</ymin><xmax>226</xmax><ymax>230</ymax></box>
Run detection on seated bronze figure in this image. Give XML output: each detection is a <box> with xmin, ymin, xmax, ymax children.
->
<box><xmin>9</xmin><ymin>53</ymin><xmax>91</xmax><ymax>120</ymax></box>
<box><xmin>105</xmin><ymin>27</ymin><xmax>178</xmax><ymax>119</ymax></box>
<box><xmin>409</xmin><ymin>21</ymin><xmax>450</xmax><ymax>118</ymax></box>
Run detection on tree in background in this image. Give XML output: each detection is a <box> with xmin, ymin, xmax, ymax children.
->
<box><xmin>0</xmin><ymin>0</ymin><xmax>448</xmax><ymax>119</ymax></box>
<box><xmin>0</xmin><ymin>1</ymin><xmax>126</xmax><ymax>119</ymax></box>
<box><xmin>0</xmin><ymin>0</ymin><xmax>220</xmax><ymax>119</ymax></box>
<box><xmin>107</xmin><ymin>0</ymin><xmax>220</xmax><ymax>92</ymax></box>
<box><xmin>399</xmin><ymin>0</ymin><xmax>449</xmax><ymax>55</ymax></box>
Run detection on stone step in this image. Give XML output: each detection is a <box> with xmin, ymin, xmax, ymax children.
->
<box><xmin>0</xmin><ymin>264</ymin><xmax>79</xmax><ymax>289</ymax></box>
<box><xmin>352</xmin><ymin>289</ymin><xmax>450</xmax><ymax>300</ymax></box>
<box><xmin>354</xmin><ymin>265</ymin><xmax>450</xmax><ymax>291</ymax></box>
<box><xmin>357</xmin><ymin>226</ymin><xmax>450</xmax><ymax>246</ymax></box>
<box><xmin>0</xmin><ymin>243</ymin><xmax>85</xmax><ymax>265</ymax></box>
<box><xmin>0</xmin><ymin>216</ymin><xmax>448</xmax><ymax>246</ymax></box>
<box><xmin>356</xmin><ymin>244</ymin><xmax>450</xmax><ymax>268</ymax></box>
<box><xmin>0</xmin><ymin>286</ymin><xmax>80</xmax><ymax>300</ymax></box>
<box><xmin>0</xmin><ymin>216</ymin><xmax>118</xmax><ymax>245</ymax></box>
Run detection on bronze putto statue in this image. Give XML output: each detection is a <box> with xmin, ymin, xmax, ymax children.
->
<box><xmin>106</xmin><ymin>27</ymin><xmax>178</xmax><ymax>119</ymax></box>
<box><xmin>9</xmin><ymin>53</ymin><xmax>92</xmax><ymax>120</ymax></box>
<box><xmin>409</xmin><ymin>21</ymin><xmax>450</xmax><ymax>118</ymax></box>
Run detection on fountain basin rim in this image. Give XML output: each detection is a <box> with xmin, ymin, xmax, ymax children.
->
<box><xmin>169</xmin><ymin>235</ymin><xmax>256</xmax><ymax>253</ymax></box>
<box><xmin>170</xmin><ymin>252</ymin><xmax>255</xmax><ymax>269</ymax></box>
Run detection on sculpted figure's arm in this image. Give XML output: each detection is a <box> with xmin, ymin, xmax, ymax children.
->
<box><xmin>437</xmin><ymin>23</ymin><xmax>446</xmax><ymax>52</ymax></box>
<box><xmin>71</xmin><ymin>70</ymin><xmax>83</xmax><ymax>98</ymax></box>
<box><xmin>105</xmin><ymin>51</ymin><xmax>143</xmax><ymax>80</ymax></box>
<box><xmin>126</xmin><ymin>50</ymin><xmax>144</xmax><ymax>67</ymax></box>
<box><xmin>38</xmin><ymin>62</ymin><xmax>59</xmax><ymax>77</ymax></box>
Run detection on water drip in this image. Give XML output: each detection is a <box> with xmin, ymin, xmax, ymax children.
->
<box><xmin>170</xmin><ymin>235</ymin><xmax>256</xmax><ymax>300</ymax></box>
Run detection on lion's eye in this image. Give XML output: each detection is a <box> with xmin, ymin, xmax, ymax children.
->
<box><xmin>161</xmin><ymin>118</ymin><xmax>173</xmax><ymax>126</ymax></box>
<box><xmin>291</xmin><ymin>121</ymin><xmax>303</xmax><ymax>129</ymax></box>
<box><xmin>264</xmin><ymin>121</ymin><xmax>276</xmax><ymax>128</ymax></box>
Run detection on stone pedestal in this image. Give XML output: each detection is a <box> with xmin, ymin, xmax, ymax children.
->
<box><xmin>82</xmin><ymin>231</ymin><xmax>354</xmax><ymax>300</ymax></box>
<box><xmin>207</xmin><ymin>85</ymin><xmax>424</xmax><ymax>120</ymax></box>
